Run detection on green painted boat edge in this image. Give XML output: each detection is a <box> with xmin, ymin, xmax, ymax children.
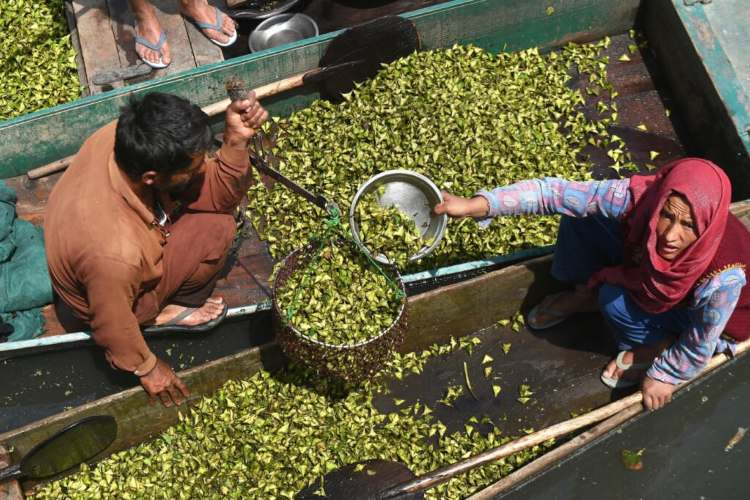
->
<box><xmin>674</xmin><ymin>0</ymin><xmax>750</xmax><ymax>156</ymax></box>
<box><xmin>0</xmin><ymin>0</ymin><xmax>640</xmax><ymax>177</ymax></box>
<box><xmin>0</xmin><ymin>245</ymin><xmax>553</xmax><ymax>358</ymax></box>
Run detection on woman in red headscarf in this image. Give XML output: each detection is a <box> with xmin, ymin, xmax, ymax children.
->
<box><xmin>435</xmin><ymin>158</ymin><xmax>750</xmax><ymax>410</ymax></box>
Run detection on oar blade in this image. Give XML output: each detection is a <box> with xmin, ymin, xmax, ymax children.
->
<box><xmin>318</xmin><ymin>16</ymin><xmax>420</xmax><ymax>102</ymax></box>
<box><xmin>20</xmin><ymin>415</ymin><xmax>117</xmax><ymax>480</ymax></box>
<box><xmin>296</xmin><ymin>459</ymin><xmax>423</xmax><ymax>500</ymax></box>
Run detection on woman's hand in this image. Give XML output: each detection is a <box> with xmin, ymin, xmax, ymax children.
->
<box><xmin>641</xmin><ymin>375</ymin><xmax>675</xmax><ymax>410</ymax></box>
<box><xmin>223</xmin><ymin>92</ymin><xmax>268</xmax><ymax>147</ymax></box>
<box><xmin>434</xmin><ymin>191</ymin><xmax>490</xmax><ymax>218</ymax></box>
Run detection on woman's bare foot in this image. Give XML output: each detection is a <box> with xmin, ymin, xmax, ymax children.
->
<box><xmin>131</xmin><ymin>0</ymin><xmax>171</xmax><ymax>66</ymax></box>
<box><xmin>601</xmin><ymin>343</ymin><xmax>668</xmax><ymax>382</ymax></box>
<box><xmin>154</xmin><ymin>297</ymin><xmax>225</xmax><ymax>326</ymax></box>
<box><xmin>180</xmin><ymin>0</ymin><xmax>236</xmax><ymax>45</ymax></box>
<box><xmin>527</xmin><ymin>285</ymin><xmax>599</xmax><ymax>329</ymax></box>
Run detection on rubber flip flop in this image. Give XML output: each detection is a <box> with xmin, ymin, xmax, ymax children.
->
<box><xmin>526</xmin><ymin>292</ymin><xmax>571</xmax><ymax>330</ymax></box>
<box><xmin>134</xmin><ymin>28</ymin><xmax>169</xmax><ymax>69</ymax></box>
<box><xmin>143</xmin><ymin>303</ymin><xmax>228</xmax><ymax>334</ymax></box>
<box><xmin>184</xmin><ymin>6</ymin><xmax>238</xmax><ymax>48</ymax></box>
<box><xmin>600</xmin><ymin>351</ymin><xmax>650</xmax><ymax>389</ymax></box>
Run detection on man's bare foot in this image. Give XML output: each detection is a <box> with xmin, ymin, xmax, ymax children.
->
<box><xmin>181</xmin><ymin>0</ymin><xmax>236</xmax><ymax>45</ymax></box>
<box><xmin>131</xmin><ymin>1</ymin><xmax>171</xmax><ymax>66</ymax></box>
<box><xmin>527</xmin><ymin>285</ymin><xmax>599</xmax><ymax>329</ymax></box>
<box><xmin>154</xmin><ymin>297</ymin><xmax>225</xmax><ymax>326</ymax></box>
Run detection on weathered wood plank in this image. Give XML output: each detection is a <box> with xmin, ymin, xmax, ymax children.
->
<box><xmin>150</xmin><ymin>0</ymin><xmax>197</xmax><ymax>78</ymax></box>
<box><xmin>72</xmin><ymin>0</ymin><xmax>123</xmax><ymax>94</ymax></box>
<box><xmin>107</xmin><ymin>0</ymin><xmax>139</xmax><ymax>73</ymax></box>
<box><xmin>184</xmin><ymin>0</ymin><xmax>225</xmax><ymax>67</ymax></box>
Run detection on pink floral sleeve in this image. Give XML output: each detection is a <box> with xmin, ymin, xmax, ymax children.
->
<box><xmin>647</xmin><ymin>266</ymin><xmax>746</xmax><ymax>385</ymax></box>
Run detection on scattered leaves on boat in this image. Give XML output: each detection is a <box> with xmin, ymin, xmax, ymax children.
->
<box><xmin>724</xmin><ymin>427</ymin><xmax>748</xmax><ymax>452</ymax></box>
<box><xmin>502</xmin><ymin>343</ymin><xmax>512</xmax><ymax>354</ymax></box>
<box><xmin>518</xmin><ymin>384</ymin><xmax>534</xmax><ymax>405</ymax></box>
<box><xmin>621</xmin><ymin>448</ymin><xmax>645</xmax><ymax>471</ymax></box>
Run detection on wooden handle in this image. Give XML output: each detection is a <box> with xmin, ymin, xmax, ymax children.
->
<box><xmin>26</xmin><ymin>156</ymin><xmax>75</xmax><ymax>180</ymax></box>
<box><xmin>202</xmin><ymin>72</ymin><xmax>308</xmax><ymax>116</ymax></box>
<box><xmin>390</xmin><ymin>337</ymin><xmax>750</xmax><ymax>496</ymax></box>
<box><xmin>26</xmin><ymin>71</ymin><xmax>310</xmax><ymax>180</ymax></box>
<box><xmin>467</xmin><ymin>404</ymin><xmax>643</xmax><ymax>499</ymax></box>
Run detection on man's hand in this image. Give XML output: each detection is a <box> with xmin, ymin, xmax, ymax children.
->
<box><xmin>641</xmin><ymin>375</ymin><xmax>675</xmax><ymax>411</ymax></box>
<box><xmin>224</xmin><ymin>92</ymin><xmax>268</xmax><ymax>147</ymax></box>
<box><xmin>139</xmin><ymin>358</ymin><xmax>191</xmax><ymax>407</ymax></box>
<box><xmin>434</xmin><ymin>191</ymin><xmax>490</xmax><ymax>218</ymax></box>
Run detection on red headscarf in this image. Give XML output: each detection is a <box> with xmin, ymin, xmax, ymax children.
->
<box><xmin>588</xmin><ymin>158</ymin><xmax>731</xmax><ymax>314</ymax></box>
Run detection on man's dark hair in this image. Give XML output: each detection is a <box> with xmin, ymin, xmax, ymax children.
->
<box><xmin>114</xmin><ymin>93</ymin><xmax>213</xmax><ymax>180</ymax></box>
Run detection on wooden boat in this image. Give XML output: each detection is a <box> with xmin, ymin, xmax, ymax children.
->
<box><xmin>1</xmin><ymin>0</ymin><xmax>749</xmax><ymax>495</ymax></box>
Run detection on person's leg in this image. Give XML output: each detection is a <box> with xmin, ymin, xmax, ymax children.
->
<box><xmin>180</xmin><ymin>0</ymin><xmax>236</xmax><ymax>45</ymax></box>
<box><xmin>598</xmin><ymin>283</ymin><xmax>691</xmax><ymax>382</ymax></box>
<box><xmin>134</xmin><ymin>212</ymin><xmax>236</xmax><ymax>327</ymax></box>
<box><xmin>129</xmin><ymin>0</ymin><xmax>171</xmax><ymax>66</ymax></box>
<box><xmin>528</xmin><ymin>214</ymin><xmax>623</xmax><ymax>329</ymax></box>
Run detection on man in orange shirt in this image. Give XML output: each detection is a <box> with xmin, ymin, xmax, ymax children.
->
<box><xmin>45</xmin><ymin>92</ymin><xmax>267</xmax><ymax>407</ymax></box>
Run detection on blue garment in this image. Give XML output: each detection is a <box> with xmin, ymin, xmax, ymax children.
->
<box><xmin>551</xmin><ymin>214</ymin><xmax>691</xmax><ymax>351</ymax></box>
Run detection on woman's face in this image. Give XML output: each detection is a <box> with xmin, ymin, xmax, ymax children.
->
<box><xmin>655</xmin><ymin>194</ymin><xmax>698</xmax><ymax>261</ymax></box>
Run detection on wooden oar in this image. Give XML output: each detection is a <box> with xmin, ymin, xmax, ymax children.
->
<box><xmin>26</xmin><ymin>15</ymin><xmax>419</xmax><ymax>180</ymax></box>
<box><xmin>298</xmin><ymin>337</ymin><xmax>750</xmax><ymax>499</ymax></box>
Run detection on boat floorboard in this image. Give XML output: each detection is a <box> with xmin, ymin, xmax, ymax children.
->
<box><xmin>5</xmin><ymin>32</ymin><xmax>683</xmax><ymax>341</ymax></box>
<box><xmin>71</xmin><ymin>0</ymin><xmax>224</xmax><ymax>94</ymax></box>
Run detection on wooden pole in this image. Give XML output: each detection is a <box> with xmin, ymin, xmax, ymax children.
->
<box><xmin>465</xmin><ymin>404</ymin><xmax>643</xmax><ymax>500</ymax></box>
<box><xmin>389</xmin><ymin>337</ymin><xmax>750</xmax><ymax>496</ymax></box>
<box><xmin>26</xmin><ymin>71</ymin><xmax>309</xmax><ymax>180</ymax></box>
<box><xmin>463</xmin><ymin>337</ymin><xmax>750</xmax><ymax>499</ymax></box>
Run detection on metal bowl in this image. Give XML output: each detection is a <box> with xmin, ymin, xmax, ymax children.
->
<box><xmin>248</xmin><ymin>13</ymin><xmax>319</xmax><ymax>52</ymax></box>
<box><xmin>350</xmin><ymin>170</ymin><xmax>448</xmax><ymax>265</ymax></box>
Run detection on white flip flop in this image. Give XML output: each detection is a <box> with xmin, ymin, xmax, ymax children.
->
<box><xmin>600</xmin><ymin>351</ymin><xmax>651</xmax><ymax>389</ymax></box>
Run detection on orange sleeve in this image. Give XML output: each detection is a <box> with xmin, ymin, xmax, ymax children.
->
<box><xmin>183</xmin><ymin>142</ymin><xmax>252</xmax><ymax>213</ymax></box>
<box><xmin>81</xmin><ymin>256</ymin><xmax>154</xmax><ymax>371</ymax></box>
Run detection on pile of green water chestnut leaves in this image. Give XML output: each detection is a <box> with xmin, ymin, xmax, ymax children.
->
<box><xmin>35</xmin><ymin>337</ymin><xmax>553</xmax><ymax>499</ymax></box>
<box><xmin>354</xmin><ymin>188</ymin><xmax>429</xmax><ymax>268</ymax></box>
<box><xmin>276</xmin><ymin>239</ymin><xmax>403</xmax><ymax>345</ymax></box>
<box><xmin>37</xmin><ymin>39</ymin><xmax>632</xmax><ymax>498</ymax></box>
<box><xmin>0</xmin><ymin>0</ymin><xmax>81</xmax><ymax>120</ymax></box>
<box><xmin>247</xmin><ymin>39</ymin><xmax>630</xmax><ymax>274</ymax></box>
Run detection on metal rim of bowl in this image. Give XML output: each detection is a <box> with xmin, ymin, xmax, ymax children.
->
<box><xmin>349</xmin><ymin>169</ymin><xmax>448</xmax><ymax>265</ymax></box>
<box><xmin>248</xmin><ymin>12</ymin><xmax>319</xmax><ymax>52</ymax></box>
<box><xmin>273</xmin><ymin>242</ymin><xmax>407</xmax><ymax>350</ymax></box>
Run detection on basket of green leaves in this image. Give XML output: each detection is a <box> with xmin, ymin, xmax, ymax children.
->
<box><xmin>273</xmin><ymin>234</ymin><xmax>407</xmax><ymax>383</ymax></box>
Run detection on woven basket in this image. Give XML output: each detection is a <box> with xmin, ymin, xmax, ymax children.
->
<box><xmin>272</xmin><ymin>241</ymin><xmax>408</xmax><ymax>383</ymax></box>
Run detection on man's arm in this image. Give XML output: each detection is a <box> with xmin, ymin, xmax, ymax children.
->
<box><xmin>82</xmin><ymin>257</ymin><xmax>189</xmax><ymax>406</ymax></box>
<box><xmin>183</xmin><ymin>95</ymin><xmax>268</xmax><ymax>213</ymax></box>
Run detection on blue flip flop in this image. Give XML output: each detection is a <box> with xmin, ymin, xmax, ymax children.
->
<box><xmin>184</xmin><ymin>6</ymin><xmax>238</xmax><ymax>48</ymax></box>
<box><xmin>134</xmin><ymin>27</ymin><xmax>169</xmax><ymax>69</ymax></box>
